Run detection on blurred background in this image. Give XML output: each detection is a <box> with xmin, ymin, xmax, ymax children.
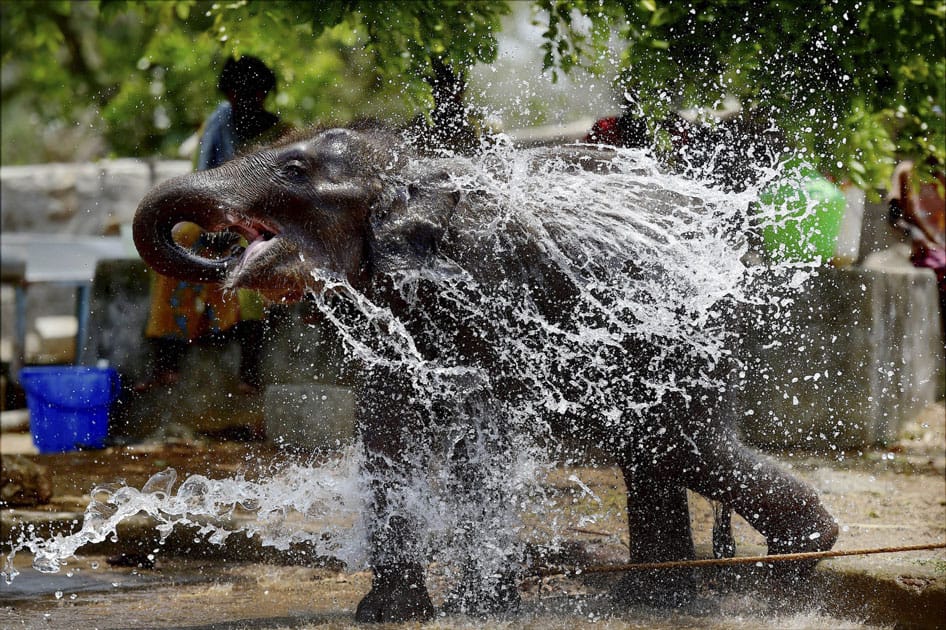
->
<box><xmin>2</xmin><ymin>1</ymin><xmax>943</xmax><ymax>186</ymax></box>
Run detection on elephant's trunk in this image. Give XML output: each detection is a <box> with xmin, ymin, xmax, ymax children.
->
<box><xmin>133</xmin><ymin>169</ymin><xmax>237</xmax><ymax>284</ymax></box>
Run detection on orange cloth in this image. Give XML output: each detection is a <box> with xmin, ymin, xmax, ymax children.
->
<box><xmin>143</xmin><ymin>223</ymin><xmax>242</xmax><ymax>340</ymax></box>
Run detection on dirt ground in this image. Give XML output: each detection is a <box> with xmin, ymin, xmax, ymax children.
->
<box><xmin>7</xmin><ymin>402</ymin><xmax>943</xmax><ymax>557</ymax></box>
<box><xmin>1</xmin><ymin>402</ymin><xmax>944</xmax><ymax>629</ymax></box>
<box><xmin>0</xmin><ymin>553</ymin><xmax>907</xmax><ymax>630</ymax></box>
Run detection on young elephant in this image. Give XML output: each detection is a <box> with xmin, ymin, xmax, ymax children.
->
<box><xmin>133</xmin><ymin>125</ymin><xmax>838</xmax><ymax>622</ymax></box>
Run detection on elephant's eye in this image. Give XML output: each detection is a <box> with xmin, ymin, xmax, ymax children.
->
<box><xmin>284</xmin><ymin>160</ymin><xmax>307</xmax><ymax>178</ymax></box>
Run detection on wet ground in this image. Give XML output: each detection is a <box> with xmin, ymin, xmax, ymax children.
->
<box><xmin>1</xmin><ymin>403</ymin><xmax>944</xmax><ymax>629</ymax></box>
<box><xmin>0</xmin><ymin>554</ymin><xmax>918</xmax><ymax>630</ymax></box>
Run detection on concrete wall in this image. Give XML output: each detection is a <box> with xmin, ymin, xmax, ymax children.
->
<box><xmin>84</xmin><ymin>260</ymin><xmax>942</xmax><ymax>447</ymax></box>
<box><xmin>0</xmin><ymin>159</ymin><xmax>190</xmax><ymax>235</ymax></box>
<box><xmin>77</xmin><ymin>260</ymin><xmax>351</xmax><ymax>442</ymax></box>
<box><xmin>734</xmin><ymin>265</ymin><xmax>944</xmax><ymax>449</ymax></box>
<box><xmin>0</xmin><ymin>160</ymin><xmax>191</xmax><ymax>353</ymax></box>
<box><xmin>1</xmin><ymin>160</ymin><xmax>356</xmax><ymax>445</ymax></box>
<box><xmin>2</xmin><ymin>160</ymin><xmax>943</xmax><ymax>449</ymax></box>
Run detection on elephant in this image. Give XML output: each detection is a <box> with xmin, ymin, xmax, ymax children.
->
<box><xmin>133</xmin><ymin>123</ymin><xmax>839</xmax><ymax>622</ymax></box>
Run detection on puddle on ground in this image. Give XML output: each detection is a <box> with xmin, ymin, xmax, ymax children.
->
<box><xmin>0</xmin><ymin>554</ymin><xmax>891</xmax><ymax>630</ymax></box>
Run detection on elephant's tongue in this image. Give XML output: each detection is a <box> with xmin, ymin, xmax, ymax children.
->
<box><xmin>239</xmin><ymin>235</ymin><xmax>274</xmax><ymax>269</ymax></box>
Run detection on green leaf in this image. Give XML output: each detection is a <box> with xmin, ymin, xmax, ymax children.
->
<box><xmin>174</xmin><ymin>1</ymin><xmax>191</xmax><ymax>21</ymax></box>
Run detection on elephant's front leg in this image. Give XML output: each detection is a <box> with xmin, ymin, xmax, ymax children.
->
<box><xmin>612</xmin><ymin>457</ymin><xmax>698</xmax><ymax>608</ymax></box>
<box><xmin>440</xmin><ymin>424</ymin><xmax>522</xmax><ymax>615</ymax></box>
<box><xmin>355</xmin><ymin>467</ymin><xmax>435</xmax><ymax>622</ymax></box>
<box><xmin>354</xmin><ymin>381</ymin><xmax>435</xmax><ymax>623</ymax></box>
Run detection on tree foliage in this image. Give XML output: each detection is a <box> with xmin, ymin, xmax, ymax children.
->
<box><xmin>2</xmin><ymin>0</ymin><xmax>943</xmax><ymax>190</ymax></box>
<box><xmin>608</xmin><ymin>0</ymin><xmax>946</xmax><ymax>189</ymax></box>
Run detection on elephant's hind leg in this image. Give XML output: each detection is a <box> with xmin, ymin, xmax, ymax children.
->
<box><xmin>681</xmin><ymin>430</ymin><xmax>838</xmax><ymax>577</ymax></box>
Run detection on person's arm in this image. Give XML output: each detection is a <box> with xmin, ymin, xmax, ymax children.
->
<box><xmin>895</xmin><ymin>165</ymin><xmax>946</xmax><ymax>249</ymax></box>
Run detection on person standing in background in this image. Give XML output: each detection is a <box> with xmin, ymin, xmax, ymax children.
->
<box><xmin>136</xmin><ymin>56</ymin><xmax>290</xmax><ymax>395</ymax></box>
<box><xmin>888</xmin><ymin>160</ymin><xmax>946</xmax><ymax>335</ymax></box>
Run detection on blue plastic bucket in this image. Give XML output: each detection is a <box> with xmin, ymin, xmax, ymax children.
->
<box><xmin>19</xmin><ymin>366</ymin><xmax>120</xmax><ymax>453</ymax></box>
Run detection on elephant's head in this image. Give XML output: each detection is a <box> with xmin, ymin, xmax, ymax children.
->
<box><xmin>133</xmin><ymin>126</ymin><xmax>461</xmax><ymax>301</ymax></box>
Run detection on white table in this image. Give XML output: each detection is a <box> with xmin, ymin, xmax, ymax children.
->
<box><xmin>1</xmin><ymin>233</ymin><xmax>136</xmax><ymax>382</ymax></box>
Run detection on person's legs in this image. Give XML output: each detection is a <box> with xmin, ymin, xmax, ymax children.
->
<box><xmin>236</xmin><ymin>319</ymin><xmax>265</xmax><ymax>394</ymax></box>
<box><xmin>134</xmin><ymin>337</ymin><xmax>188</xmax><ymax>392</ymax></box>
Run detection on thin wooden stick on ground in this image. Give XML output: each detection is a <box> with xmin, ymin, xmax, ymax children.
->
<box><xmin>533</xmin><ymin>542</ymin><xmax>946</xmax><ymax>577</ymax></box>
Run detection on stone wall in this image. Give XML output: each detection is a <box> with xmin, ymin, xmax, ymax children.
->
<box><xmin>0</xmin><ymin>160</ymin><xmax>191</xmax><ymax>349</ymax></box>
<box><xmin>2</xmin><ymin>160</ymin><xmax>942</xmax><ymax>449</ymax></box>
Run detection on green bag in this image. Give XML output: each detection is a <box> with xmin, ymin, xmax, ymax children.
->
<box><xmin>759</xmin><ymin>159</ymin><xmax>847</xmax><ymax>263</ymax></box>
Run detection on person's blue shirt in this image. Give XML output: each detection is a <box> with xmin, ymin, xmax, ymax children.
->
<box><xmin>196</xmin><ymin>102</ymin><xmax>236</xmax><ymax>171</ymax></box>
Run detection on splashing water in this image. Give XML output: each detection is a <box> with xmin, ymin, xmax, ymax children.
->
<box><xmin>4</xmin><ymin>448</ymin><xmax>369</xmax><ymax>582</ymax></box>
<box><xmin>4</xmin><ymin>135</ymin><xmax>825</xmax><ymax>591</ymax></box>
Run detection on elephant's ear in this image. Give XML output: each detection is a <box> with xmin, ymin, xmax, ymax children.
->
<box><xmin>368</xmin><ymin>173</ymin><xmax>462</xmax><ymax>276</ymax></box>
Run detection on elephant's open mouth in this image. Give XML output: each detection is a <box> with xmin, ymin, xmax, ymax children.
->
<box><xmin>224</xmin><ymin>216</ymin><xmax>282</xmax><ymax>272</ymax></box>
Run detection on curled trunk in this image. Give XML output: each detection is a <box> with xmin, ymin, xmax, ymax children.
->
<box><xmin>132</xmin><ymin>170</ymin><xmax>236</xmax><ymax>283</ymax></box>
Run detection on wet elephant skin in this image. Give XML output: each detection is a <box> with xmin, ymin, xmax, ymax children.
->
<box><xmin>134</xmin><ymin>124</ymin><xmax>839</xmax><ymax>622</ymax></box>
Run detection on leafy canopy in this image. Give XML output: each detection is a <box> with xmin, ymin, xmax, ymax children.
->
<box><xmin>608</xmin><ymin>0</ymin><xmax>945</xmax><ymax>189</ymax></box>
<box><xmin>2</xmin><ymin>0</ymin><xmax>943</xmax><ymax>189</ymax></box>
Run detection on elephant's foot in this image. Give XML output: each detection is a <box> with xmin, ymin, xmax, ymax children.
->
<box><xmin>355</xmin><ymin>563</ymin><xmax>435</xmax><ymax>623</ymax></box>
<box><xmin>610</xmin><ymin>568</ymin><xmax>700</xmax><ymax>610</ymax></box>
<box><xmin>441</xmin><ymin>571</ymin><xmax>521</xmax><ymax>617</ymax></box>
<box><xmin>766</xmin><ymin>516</ymin><xmax>839</xmax><ymax>582</ymax></box>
